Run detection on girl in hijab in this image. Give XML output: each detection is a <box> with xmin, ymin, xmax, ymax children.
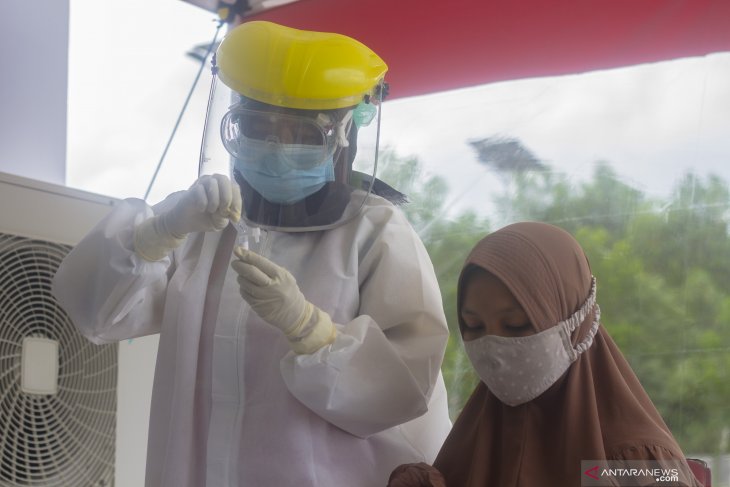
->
<box><xmin>388</xmin><ymin>221</ymin><xmax>702</xmax><ymax>487</ymax></box>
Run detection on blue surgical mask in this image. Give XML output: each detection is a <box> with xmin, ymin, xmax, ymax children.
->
<box><xmin>234</xmin><ymin>141</ymin><xmax>336</xmax><ymax>204</ymax></box>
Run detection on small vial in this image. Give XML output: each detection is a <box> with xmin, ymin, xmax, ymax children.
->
<box><xmin>236</xmin><ymin>222</ymin><xmax>249</xmax><ymax>250</ymax></box>
<box><xmin>250</xmin><ymin>226</ymin><xmax>261</xmax><ymax>244</ymax></box>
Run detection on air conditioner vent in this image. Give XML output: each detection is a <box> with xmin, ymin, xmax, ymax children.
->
<box><xmin>0</xmin><ymin>233</ymin><xmax>117</xmax><ymax>487</ymax></box>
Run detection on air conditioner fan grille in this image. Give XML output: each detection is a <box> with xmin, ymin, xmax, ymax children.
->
<box><xmin>0</xmin><ymin>234</ymin><xmax>116</xmax><ymax>486</ymax></box>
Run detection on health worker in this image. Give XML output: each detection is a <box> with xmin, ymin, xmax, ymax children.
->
<box><xmin>52</xmin><ymin>20</ymin><xmax>452</xmax><ymax>487</ymax></box>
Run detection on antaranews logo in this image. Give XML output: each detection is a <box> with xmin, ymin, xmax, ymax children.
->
<box><xmin>584</xmin><ymin>465</ymin><xmax>600</xmax><ymax>480</ymax></box>
<box><xmin>581</xmin><ymin>460</ymin><xmax>688</xmax><ymax>486</ymax></box>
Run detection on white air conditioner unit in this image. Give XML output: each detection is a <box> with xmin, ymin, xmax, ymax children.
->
<box><xmin>0</xmin><ymin>171</ymin><xmax>158</xmax><ymax>487</ymax></box>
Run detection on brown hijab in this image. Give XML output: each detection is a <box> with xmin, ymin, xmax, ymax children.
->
<box><xmin>432</xmin><ymin>222</ymin><xmax>698</xmax><ymax>487</ymax></box>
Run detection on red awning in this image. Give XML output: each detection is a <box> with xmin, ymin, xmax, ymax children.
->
<box><xmin>200</xmin><ymin>0</ymin><xmax>730</xmax><ymax>100</ymax></box>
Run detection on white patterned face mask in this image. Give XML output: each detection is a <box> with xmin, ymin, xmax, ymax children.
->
<box><xmin>463</xmin><ymin>278</ymin><xmax>600</xmax><ymax>407</ymax></box>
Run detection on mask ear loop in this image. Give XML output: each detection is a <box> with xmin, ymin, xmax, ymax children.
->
<box><xmin>334</xmin><ymin>110</ymin><xmax>354</xmax><ymax>148</ymax></box>
<box><xmin>317</xmin><ymin>110</ymin><xmax>353</xmax><ymax>170</ymax></box>
<box><xmin>560</xmin><ymin>276</ymin><xmax>601</xmax><ymax>360</ymax></box>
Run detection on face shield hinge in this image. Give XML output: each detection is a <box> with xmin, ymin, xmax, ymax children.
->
<box><xmin>216</xmin><ymin>0</ymin><xmax>251</xmax><ymax>24</ymax></box>
<box><xmin>373</xmin><ymin>81</ymin><xmax>390</xmax><ymax>103</ymax></box>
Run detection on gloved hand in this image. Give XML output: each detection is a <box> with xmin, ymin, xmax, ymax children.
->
<box><xmin>134</xmin><ymin>174</ymin><xmax>242</xmax><ymax>261</ymax></box>
<box><xmin>230</xmin><ymin>246</ymin><xmax>337</xmax><ymax>354</ymax></box>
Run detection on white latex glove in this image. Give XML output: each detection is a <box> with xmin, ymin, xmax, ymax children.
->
<box><xmin>230</xmin><ymin>246</ymin><xmax>337</xmax><ymax>354</ymax></box>
<box><xmin>134</xmin><ymin>174</ymin><xmax>242</xmax><ymax>261</ymax></box>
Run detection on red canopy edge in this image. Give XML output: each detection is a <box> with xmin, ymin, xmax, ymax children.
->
<box><xmin>241</xmin><ymin>0</ymin><xmax>730</xmax><ymax>99</ymax></box>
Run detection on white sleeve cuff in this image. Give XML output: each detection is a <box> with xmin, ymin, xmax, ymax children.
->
<box><xmin>287</xmin><ymin>305</ymin><xmax>337</xmax><ymax>354</ymax></box>
<box><xmin>133</xmin><ymin>216</ymin><xmax>186</xmax><ymax>261</ymax></box>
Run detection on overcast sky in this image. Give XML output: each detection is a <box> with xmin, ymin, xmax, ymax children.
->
<box><xmin>66</xmin><ymin>0</ymin><xmax>730</xmax><ymax>219</ymax></box>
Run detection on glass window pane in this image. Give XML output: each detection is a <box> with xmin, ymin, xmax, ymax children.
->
<box><xmin>374</xmin><ymin>53</ymin><xmax>730</xmax><ymax>465</ymax></box>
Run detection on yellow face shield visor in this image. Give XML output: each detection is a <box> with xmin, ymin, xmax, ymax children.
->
<box><xmin>215</xmin><ymin>21</ymin><xmax>387</xmax><ymax>110</ymax></box>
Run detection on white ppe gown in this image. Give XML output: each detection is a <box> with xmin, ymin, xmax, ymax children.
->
<box><xmin>52</xmin><ymin>190</ymin><xmax>452</xmax><ymax>487</ymax></box>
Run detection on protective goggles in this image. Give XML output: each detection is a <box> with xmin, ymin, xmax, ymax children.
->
<box><xmin>221</xmin><ymin>107</ymin><xmax>339</xmax><ymax>169</ymax></box>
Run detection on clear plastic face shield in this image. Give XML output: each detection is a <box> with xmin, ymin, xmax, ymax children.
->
<box><xmin>199</xmin><ymin>69</ymin><xmax>383</xmax><ymax>233</ymax></box>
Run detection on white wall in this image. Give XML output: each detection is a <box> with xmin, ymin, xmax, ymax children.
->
<box><xmin>0</xmin><ymin>0</ymin><xmax>69</xmax><ymax>185</ymax></box>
